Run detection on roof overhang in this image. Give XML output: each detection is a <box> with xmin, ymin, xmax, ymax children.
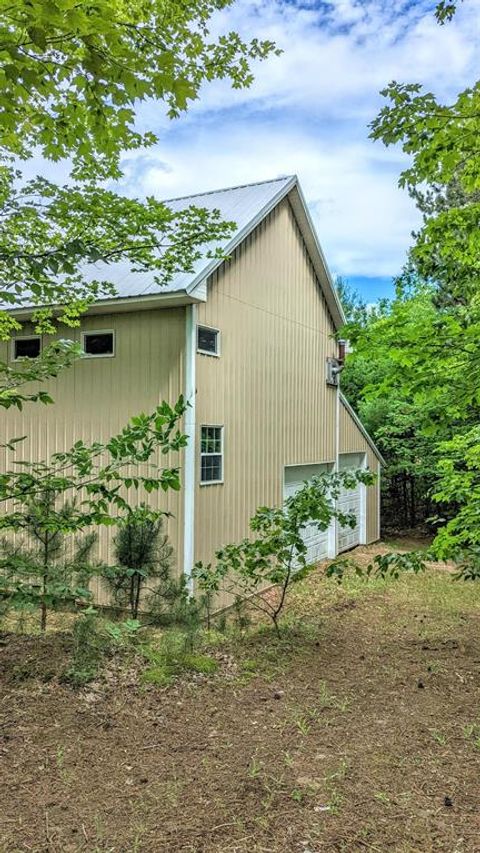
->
<box><xmin>7</xmin><ymin>286</ymin><xmax>206</xmax><ymax>322</ymax></box>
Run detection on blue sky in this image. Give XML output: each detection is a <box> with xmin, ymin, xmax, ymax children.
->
<box><xmin>31</xmin><ymin>0</ymin><xmax>478</xmax><ymax>304</ymax></box>
<box><xmin>113</xmin><ymin>0</ymin><xmax>480</xmax><ymax>302</ymax></box>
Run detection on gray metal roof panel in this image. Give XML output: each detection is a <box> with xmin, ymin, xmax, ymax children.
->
<box><xmin>79</xmin><ymin>176</ymin><xmax>296</xmax><ymax>299</ymax></box>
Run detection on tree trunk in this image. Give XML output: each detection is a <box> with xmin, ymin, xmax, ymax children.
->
<box><xmin>41</xmin><ymin>533</ymin><xmax>49</xmax><ymax>632</ymax></box>
<box><xmin>410</xmin><ymin>476</ymin><xmax>416</xmax><ymax>528</ymax></box>
<box><xmin>40</xmin><ymin>592</ymin><xmax>47</xmax><ymax>632</ymax></box>
<box><xmin>133</xmin><ymin>574</ymin><xmax>141</xmax><ymax>620</ymax></box>
<box><xmin>402</xmin><ymin>473</ymin><xmax>409</xmax><ymax>527</ymax></box>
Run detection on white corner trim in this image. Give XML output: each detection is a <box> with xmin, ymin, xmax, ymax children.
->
<box><xmin>183</xmin><ymin>304</ymin><xmax>197</xmax><ymax>593</ymax></box>
<box><xmin>359</xmin><ymin>452</ymin><xmax>368</xmax><ymax>545</ymax></box>
<box><xmin>331</xmin><ymin>384</ymin><xmax>341</xmax><ymax>557</ymax></box>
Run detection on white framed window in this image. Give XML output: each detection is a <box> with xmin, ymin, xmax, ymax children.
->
<box><xmin>82</xmin><ymin>329</ymin><xmax>115</xmax><ymax>358</ymax></box>
<box><xmin>12</xmin><ymin>335</ymin><xmax>41</xmax><ymax>361</ymax></box>
<box><xmin>200</xmin><ymin>425</ymin><xmax>224</xmax><ymax>484</ymax></box>
<box><xmin>197</xmin><ymin>325</ymin><xmax>220</xmax><ymax>357</ymax></box>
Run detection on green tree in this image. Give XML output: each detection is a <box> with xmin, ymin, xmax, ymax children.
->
<box><xmin>0</xmin><ymin>491</ymin><xmax>99</xmax><ymax>631</ymax></box>
<box><xmin>0</xmin><ymin>398</ymin><xmax>188</xmax><ymax>618</ymax></box>
<box><xmin>340</xmin><ymin>287</ymin><xmax>446</xmax><ymax>530</ymax></box>
<box><xmin>104</xmin><ymin>505</ymin><xmax>181</xmax><ymax>619</ymax></box>
<box><xmin>345</xmin><ymin>0</ymin><xmax>479</xmax><ymax>570</ymax></box>
<box><xmin>0</xmin><ymin>0</ymin><xmax>278</xmax><ymax>370</ymax></box>
<box><xmin>0</xmin><ymin>172</ymin><xmax>235</xmax><ymax>345</ymax></box>
<box><xmin>0</xmin><ymin>0</ymin><xmax>276</xmax><ymax>177</ymax></box>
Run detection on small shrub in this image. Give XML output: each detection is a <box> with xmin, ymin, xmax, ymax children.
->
<box><xmin>241</xmin><ymin>658</ymin><xmax>259</xmax><ymax>673</ymax></box>
<box><xmin>102</xmin><ymin>505</ymin><xmax>179</xmax><ymax>620</ymax></box>
<box><xmin>139</xmin><ymin>628</ymin><xmax>217</xmax><ymax>686</ymax></box>
<box><xmin>141</xmin><ymin>665</ymin><xmax>173</xmax><ymax>687</ymax></box>
<box><xmin>63</xmin><ymin>608</ymin><xmax>111</xmax><ymax>686</ymax></box>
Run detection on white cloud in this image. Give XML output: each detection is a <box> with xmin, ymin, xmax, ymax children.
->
<box><xmin>121</xmin><ymin>121</ymin><xmax>418</xmax><ymax>277</ymax></box>
<box><xmin>169</xmin><ymin>0</ymin><xmax>479</xmax><ymax>119</ymax></box>
<box><xmin>118</xmin><ymin>0</ymin><xmax>480</xmax><ymax>280</ymax></box>
<box><xmin>23</xmin><ymin>0</ymin><xmax>480</xmax><ymax>283</ymax></box>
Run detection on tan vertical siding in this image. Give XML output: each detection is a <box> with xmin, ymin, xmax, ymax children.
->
<box><xmin>194</xmin><ymin>199</ymin><xmax>339</xmax><ymax>594</ymax></box>
<box><xmin>339</xmin><ymin>400</ymin><xmax>380</xmax><ymax>543</ymax></box>
<box><xmin>0</xmin><ymin>308</ymin><xmax>186</xmax><ymax>604</ymax></box>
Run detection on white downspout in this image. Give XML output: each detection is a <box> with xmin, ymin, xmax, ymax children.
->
<box><xmin>333</xmin><ymin>382</ymin><xmax>341</xmax><ymax>557</ymax></box>
<box><xmin>183</xmin><ymin>304</ymin><xmax>197</xmax><ymax>593</ymax></box>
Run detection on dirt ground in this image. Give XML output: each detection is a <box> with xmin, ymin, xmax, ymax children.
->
<box><xmin>1</xmin><ymin>541</ymin><xmax>480</xmax><ymax>852</ymax></box>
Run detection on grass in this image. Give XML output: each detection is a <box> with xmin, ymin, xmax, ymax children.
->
<box><xmin>2</xmin><ymin>544</ymin><xmax>480</xmax><ymax>852</ymax></box>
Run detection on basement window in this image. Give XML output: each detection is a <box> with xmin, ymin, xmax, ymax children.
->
<box><xmin>197</xmin><ymin>325</ymin><xmax>220</xmax><ymax>356</ymax></box>
<box><xmin>12</xmin><ymin>336</ymin><xmax>41</xmax><ymax>360</ymax></box>
<box><xmin>82</xmin><ymin>330</ymin><xmax>115</xmax><ymax>358</ymax></box>
<box><xmin>200</xmin><ymin>426</ymin><xmax>224</xmax><ymax>484</ymax></box>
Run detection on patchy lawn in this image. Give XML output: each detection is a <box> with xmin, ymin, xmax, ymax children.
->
<box><xmin>1</xmin><ymin>541</ymin><xmax>480</xmax><ymax>852</ymax></box>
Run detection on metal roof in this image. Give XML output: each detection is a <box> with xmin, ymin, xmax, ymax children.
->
<box><xmin>9</xmin><ymin>175</ymin><xmax>346</xmax><ymax>328</ymax></box>
<box><xmin>79</xmin><ymin>176</ymin><xmax>296</xmax><ymax>299</ymax></box>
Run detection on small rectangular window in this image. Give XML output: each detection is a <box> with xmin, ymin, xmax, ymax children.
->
<box><xmin>82</xmin><ymin>330</ymin><xmax>115</xmax><ymax>357</ymax></box>
<box><xmin>200</xmin><ymin>426</ymin><xmax>224</xmax><ymax>484</ymax></box>
<box><xmin>13</xmin><ymin>336</ymin><xmax>41</xmax><ymax>360</ymax></box>
<box><xmin>197</xmin><ymin>325</ymin><xmax>220</xmax><ymax>356</ymax></box>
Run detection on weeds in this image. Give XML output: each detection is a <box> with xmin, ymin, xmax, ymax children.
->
<box><xmin>295</xmin><ymin>716</ymin><xmax>312</xmax><ymax>736</ymax></box>
<box><xmin>374</xmin><ymin>791</ymin><xmax>391</xmax><ymax>806</ymax></box>
<box><xmin>139</xmin><ymin>629</ymin><xmax>218</xmax><ymax>686</ymax></box>
<box><xmin>430</xmin><ymin>729</ymin><xmax>447</xmax><ymax>745</ymax></box>
<box><xmin>55</xmin><ymin>745</ymin><xmax>74</xmax><ymax>785</ymax></box>
<box><xmin>247</xmin><ymin>755</ymin><xmax>264</xmax><ymax>779</ymax></box>
<box><xmin>462</xmin><ymin>722</ymin><xmax>480</xmax><ymax>750</ymax></box>
<box><xmin>324</xmin><ymin>759</ymin><xmax>349</xmax><ymax>814</ymax></box>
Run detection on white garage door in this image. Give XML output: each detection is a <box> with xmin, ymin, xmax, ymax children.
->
<box><xmin>284</xmin><ymin>464</ymin><xmax>332</xmax><ymax>566</ymax></box>
<box><xmin>337</xmin><ymin>453</ymin><xmax>365</xmax><ymax>553</ymax></box>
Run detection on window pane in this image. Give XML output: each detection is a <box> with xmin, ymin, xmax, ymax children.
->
<box><xmin>201</xmin><ymin>454</ymin><xmax>222</xmax><ymax>482</ymax></box>
<box><xmin>201</xmin><ymin>427</ymin><xmax>222</xmax><ymax>452</ymax></box>
<box><xmin>14</xmin><ymin>337</ymin><xmax>40</xmax><ymax>359</ymax></box>
<box><xmin>197</xmin><ymin>326</ymin><xmax>218</xmax><ymax>354</ymax></box>
<box><xmin>83</xmin><ymin>332</ymin><xmax>114</xmax><ymax>356</ymax></box>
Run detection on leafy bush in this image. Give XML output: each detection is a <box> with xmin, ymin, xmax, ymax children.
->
<box><xmin>193</xmin><ymin>469</ymin><xmax>375</xmax><ymax>634</ymax></box>
<box><xmin>64</xmin><ymin>610</ymin><xmax>143</xmax><ymax>687</ymax></box>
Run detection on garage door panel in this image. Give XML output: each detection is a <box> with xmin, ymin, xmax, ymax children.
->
<box><xmin>284</xmin><ymin>464</ymin><xmax>331</xmax><ymax>566</ymax></box>
<box><xmin>338</xmin><ymin>453</ymin><xmax>364</xmax><ymax>552</ymax></box>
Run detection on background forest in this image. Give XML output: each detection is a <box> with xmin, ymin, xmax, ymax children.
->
<box><xmin>335</xmin><ymin>16</ymin><xmax>480</xmax><ymax>577</ymax></box>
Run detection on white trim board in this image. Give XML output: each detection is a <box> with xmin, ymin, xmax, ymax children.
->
<box><xmin>183</xmin><ymin>304</ymin><xmax>197</xmax><ymax>593</ymax></box>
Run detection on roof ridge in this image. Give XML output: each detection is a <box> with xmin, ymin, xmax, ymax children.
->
<box><xmin>163</xmin><ymin>175</ymin><xmax>296</xmax><ymax>203</ymax></box>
